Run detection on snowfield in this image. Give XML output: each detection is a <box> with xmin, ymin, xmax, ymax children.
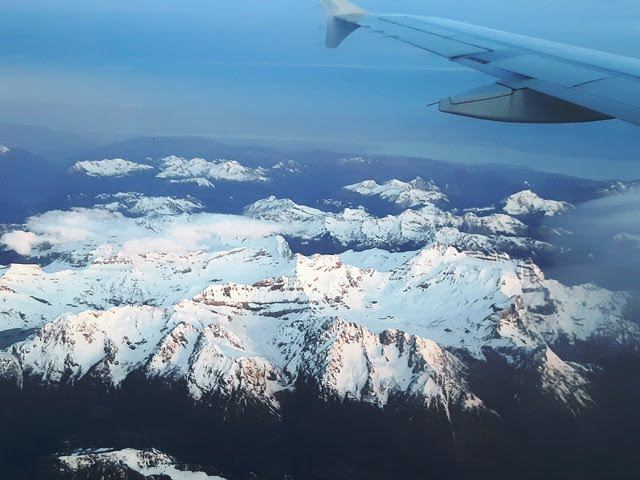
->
<box><xmin>244</xmin><ymin>195</ymin><xmax>553</xmax><ymax>256</ymax></box>
<box><xmin>157</xmin><ymin>155</ymin><xmax>268</xmax><ymax>183</ymax></box>
<box><xmin>502</xmin><ymin>190</ymin><xmax>573</xmax><ymax>217</ymax></box>
<box><xmin>169</xmin><ymin>177</ymin><xmax>215</xmax><ymax>188</ymax></box>
<box><xmin>57</xmin><ymin>449</ymin><xmax>226</xmax><ymax>479</ymax></box>
<box><xmin>96</xmin><ymin>192</ymin><xmax>204</xmax><ymax>216</ymax></box>
<box><xmin>69</xmin><ymin>159</ymin><xmax>154</xmax><ymax>177</ymax></box>
<box><xmin>344</xmin><ymin>177</ymin><xmax>448</xmax><ymax>207</ymax></box>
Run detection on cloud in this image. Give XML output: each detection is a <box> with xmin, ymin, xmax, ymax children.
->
<box><xmin>1</xmin><ymin>200</ymin><xmax>284</xmax><ymax>262</ymax></box>
<box><xmin>613</xmin><ymin>233</ymin><xmax>640</xmax><ymax>249</ymax></box>
<box><xmin>27</xmin><ymin>208</ymin><xmax>125</xmax><ymax>245</ymax></box>
<box><xmin>120</xmin><ymin>237</ymin><xmax>188</xmax><ymax>256</ymax></box>
<box><xmin>573</xmin><ymin>189</ymin><xmax>640</xmax><ymax>232</ymax></box>
<box><xmin>1</xmin><ymin>230</ymin><xmax>40</xmax><ymax>255</ymax></box>
<box><xmin>168</xmin><ymin>218</ymin><xmax>280</xmax><ymax>246</ymax></box>
<box><xmin>544</xmin><ymin>188</ymin><xmax>640</xmax><ymax>290</ymax></box>
<box><xmin>119</xmin><ymin>217</ymin><xmax>281</xmax><ymax>256</ymax></box>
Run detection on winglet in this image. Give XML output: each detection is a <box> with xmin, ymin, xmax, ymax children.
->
<box><xmin>322</xmin><ymin>0</ymin><xmax>366</xmax><ymax>48</ymax></box>
<box><xmin>322</xmin><ymin>0</ymin><xmax>366</xmax><ymax>16</ymax></box>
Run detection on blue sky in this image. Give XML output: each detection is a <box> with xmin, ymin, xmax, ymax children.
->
<box><xmin>1</xmin><ymin>0</ymin><xmax>640</xmax><ymax>179</ymax></box>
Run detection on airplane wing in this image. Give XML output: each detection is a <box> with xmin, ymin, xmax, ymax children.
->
<box><xmin>321</xmin><ymin>0</ymin><xmax>640</xmax><ymax>125</ymax></box>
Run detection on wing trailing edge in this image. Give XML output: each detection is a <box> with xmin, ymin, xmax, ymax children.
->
<box><xmin>439</xmin><ymin>83</ymin><xmax>612</xmax><ymax>123</ymax></box>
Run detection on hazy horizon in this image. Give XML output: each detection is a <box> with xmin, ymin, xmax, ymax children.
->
<box><xmin>1</xmin><ymin>0</ymin><xmax>640</xmax><ymax>179</ymax></box>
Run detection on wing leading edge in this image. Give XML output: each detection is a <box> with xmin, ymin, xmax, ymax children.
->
<box><xmin>321</xmin><ymin>0</ymin><xmax>640</xmax><ymax>125</ymax></box>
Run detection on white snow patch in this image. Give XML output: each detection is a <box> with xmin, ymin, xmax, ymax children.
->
<box><xmin>96</xmin><ymin>192</ymin><xmax>204</xmax><ymax>217</ymax></box>
<box><xmin>69</xmin><ymin>159</ymin><xmax>153</xmax><ymax>177</ymax></box>
<box><xmin>158</xmin><ymin>155</ymin><xmax>268</xmax><ymax>182</ymax></box>
<box><xmin>345</xmin><ymin>177</ymin><xmax>448</xmax><ymax>207</ymax></box>
<box><xmin>502</xmin><ymin>190</ymin><xmax>572</xmax><ymax>217</ymax></box>
<box><xmin>58</xmin><ymin>448</ymin><xmax>226</xmax><ymax>479</ymax></box>
<box><xmin>169</xmin><ymin>177</ymin><xmax>215</xmax><ymax>188</ymax></box>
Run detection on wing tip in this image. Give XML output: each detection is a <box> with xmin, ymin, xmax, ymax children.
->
<box><xmin>325</xmin><ymin>17</ymin><xmax>360</xmax><ymax>48</ymax></box>
<box><xmin>322</xmin><ymin>1</ymin><xmax>365</xmax><ymax>48</ymax></box>
<box><xmin>322</xmin><ymin>0</ymin><xmax>366</xmax><ymax>17</ymax></box>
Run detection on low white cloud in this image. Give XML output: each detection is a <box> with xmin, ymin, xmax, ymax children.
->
<box><xmin>1</xmin><ymin>200</ymin><xmax>284</xmax><ymax>263</ymax></box>
<box><xmin>169</xmin><ymin>218</ymin><xmax>280</xmax><ymax>245</ymax></box>
<box><xmin>545</xmin><ymin>187</ymin><xmax>640</xmax><ymax>290</ymax></box>
<box><xmin>120</xmin><ymin>237</ymin><xmax>188</xmax><ymax>256</ymax></box>
<box><xmin>122</xmin><ymin>217</ymin><xmax>281</xmax><ymax>256</ymax></box>
<box><xmin>27</xmin><ymin>208</ymin><xmax>125</xmax><ymax>245</ymax></box>
<box><xmin>1</xmin><ymin>231</ymin><xmax>40</xmax><ymax>255</ymax></box>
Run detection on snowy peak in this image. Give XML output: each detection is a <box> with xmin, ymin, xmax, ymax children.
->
<box><xmin>157</xmin><ymin>155</ymin><xmax>268</xmax><ymax>182</ymax></box>
<box><xmin>0</xmin><ymin>145</ymin><xmax>9</xmax><ymax>155</ymax></box>
<box><xmin>337</xmin><ymin>156</ymin><xmax>372</xmax><ymax>165</ymax></box>
<box><xmin>271</xmin><ymin>160</ymin><xmax>305</xmax><ymax>174</ymax></box>
<box><xmin>244</xmin><ymin>196</ymin><xmax>546</xmax><ymax>257</ymax></box>
<box><xmin>96</xmin><ymin>192</ymin><xmax>204</xmax><ymax>217</ymax></box>
<box><xmin>613</xmin><ymin>232</ymin><xmax>640</xmax><ymax>249</ymax></box>
<box><xmin>345</xmin><ymin>177</ymin><xmax>448</xmax><ymax>207</ymax></box>
<box><xmin>291</xmin><ymin>318</ymin><xmax>484</xmax><ymax>412</ymax></box>
<box><xmin>69</xmin><ymin>159</ymin><xmax>154</xmax><ymax>177</ymax></box>
<box><xmin>501</xmin><ymin>190</ymin><xmax>573</xmax><ymax>217</ymax></box>
<box><xmin>169</xmin><ymin>177</ymin><xmax>215</xmax><ymax>188</ymax></box>
<box><xmin>245</xmin><ymin>196</ymin><xmax>325</xmax><ymax>222</ymax></box>
<box><xmin>595</xmin><ymin>180</ymin><xmax>640</xmax><ymax>197</ymax></box>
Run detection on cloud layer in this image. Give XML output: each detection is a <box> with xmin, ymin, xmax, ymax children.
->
<box><xmin>1</xmin><ymin>202</ymin><xmax>282</xmax><ymax>264</ymax></box>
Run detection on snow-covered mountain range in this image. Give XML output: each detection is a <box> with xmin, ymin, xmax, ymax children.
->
<box><xmin>244</xmin><ymin>196</ymin><xmax>553</xmax><ymax>256</ymax></box>
<box><xmin>3</xmin><ymin>135</ymin><xmax>640</xmax><ymax>479</ymax></box>
<box><xmin>344</xmin><ymin>177</ymin><xmax>448</xmax><ymax>208</ymax></box>
<box><xmin>67</xmin><ymin>155</ymin><xmax>274</xmax><ymax>186</ymax></box>
<box><xmin>157</xmin><ymin>156</ymin><xmax>269</xmax><ymax>184</ymax></box>
<box><xmin>1</xmin><ymin>192</ymin><xmax>637</xmax><ymax>419</ymax></box>
<box><xmin>69</xmin><ymin>159</ymin><xmax>154</xmax><ymax>177</ymax></box>
<box><xmin>96</xmin><ymin>192</ymin><xmax>204</xmax><ymax>217</ymax></box>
